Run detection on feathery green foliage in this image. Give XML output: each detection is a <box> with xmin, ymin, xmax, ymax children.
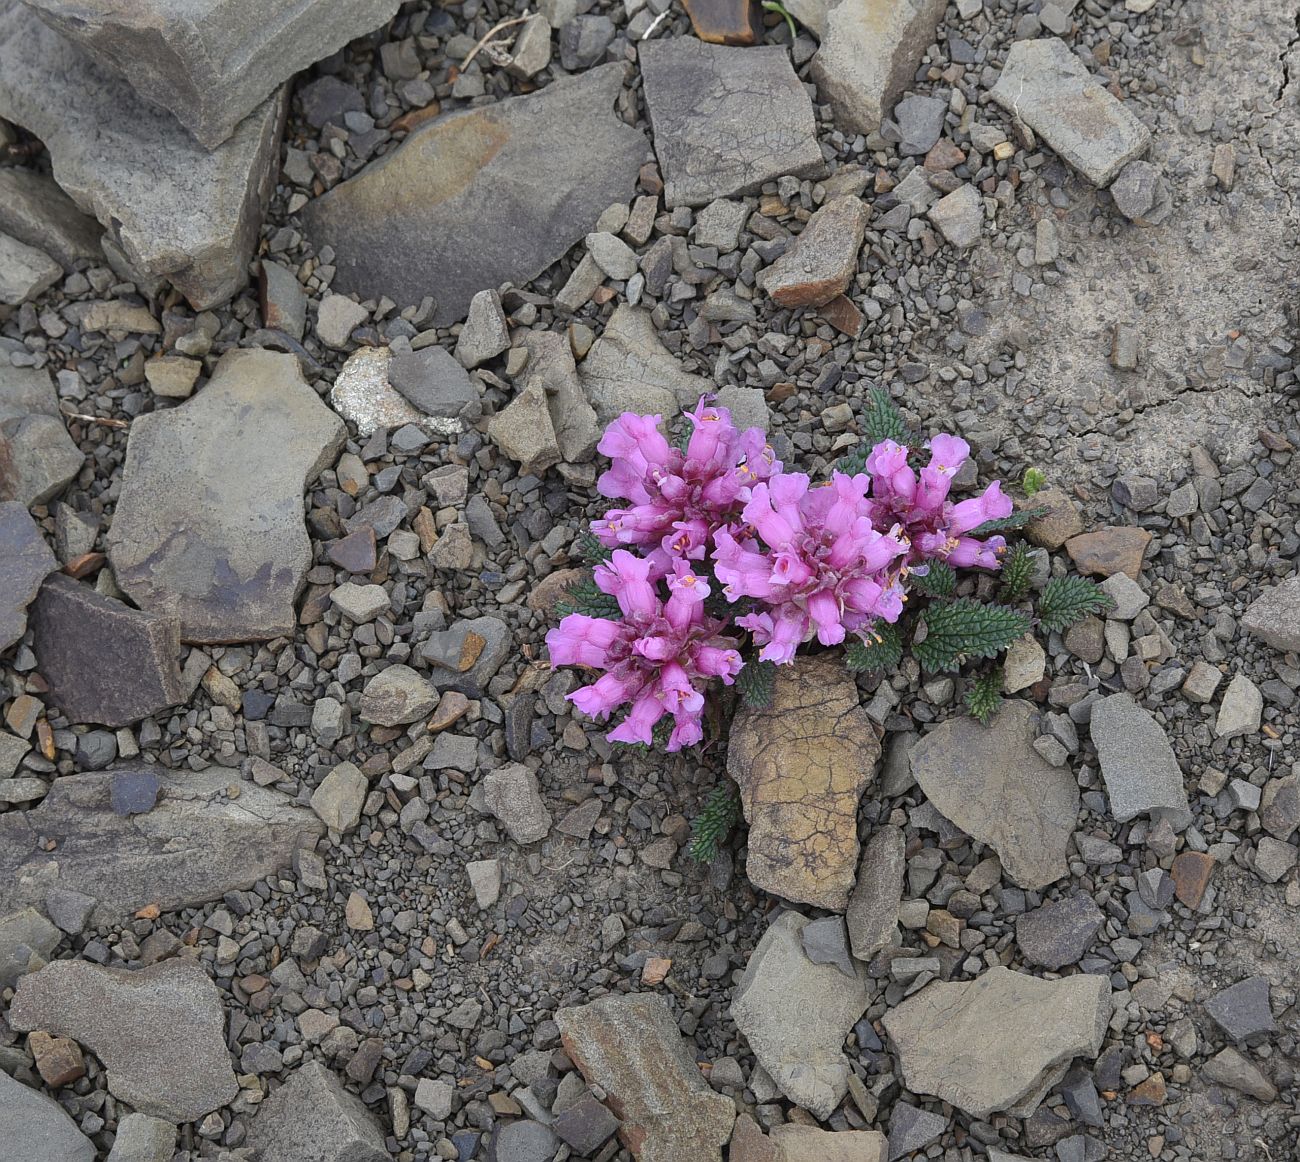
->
<box><xmin>1022</xmin><ymin>467</ymin><xmax>1047</xmax><ymax>498</ymax></box>
<box><xmin>1036</xmin><ymin>575</ymin><xmax>1115</xmax><ymax>634</ymax></box>
<box><xmin>912</xmin><ymin>598</ymin><xmax>1031</xmax><ymax>672</ymax></box>
<box><xmin>998</xmin><ymin>542</ymin><xmax>1036</xmax><ymax>603</ymax></box>
<box><xmin>845</xmin><ymin>620</ymin><xmax>904</xmax><ymax>673</ymax></box>
<box><xmin>736</xmin><ymin>656</ymin><xmax>777</xmax><ymax>709</ymax></box>
<box><xmin>964</xmin><ymin>667</ymin><xmax>1005</xmax><ymax>726</ymax></box>
<box><xmin>909</xmin><ymin>560</ymin><xmax>956</xmax><ymax>599</ymax></box>
<box><xmin>573</xmin><ymin>531</ymin><xmax>613</xmax><ymax>563</ymax></box>
<box><xmin>555</xmin><ymin>576</ymin><xmax>621</xmax><ymax>620</ymax></box>
<box><xmin>689</xmin><ymin>782</ymin><xmax>742</xmax><ymax>862</ymax></box>
<box><xmin>838</xmin><ymin>387</ymin><xmax>909</xmax><ymax>474</ymax></box>
<box><xmin>964</xmin><ymin>508</ymin><xmax>1044</xmax><ymax>539</ymax></box>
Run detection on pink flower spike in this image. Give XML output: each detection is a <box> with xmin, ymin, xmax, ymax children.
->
<box><xmin>607</xmin><ymin>691</ymin><xmax>668</xmax><ymax>746</ymax></box>
<box><xmin>594</xmin><ymin>549</ymin><xmax>660</xmax><ymax>619</ymax></box>
<box><xmin>806</xmin><ymin>588</ymin><xmax>846</xmax><ymax>646</ymax></box>
<box><xmin>545</xmin><ymin>614</ymin><xmax>622</xmax><ymax>669</ymax></box>
<box><xmin>667</xmin><ymin>716</ymin><xmax>704</xmax><ymax>751</ymax></box>
<box><xmin>568</xmin><ymin>672</ymin><xmax>637</xmax><ymax>719</ymax></box>
<box><xmin>948</xmin><ymin>481</ymin><xmax>1012</xmax><ymax>536</ymax></box>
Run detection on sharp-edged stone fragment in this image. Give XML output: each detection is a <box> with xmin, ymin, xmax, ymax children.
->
<box><xmin>1205</xmin><ymin>976</ymin><xmax>1276</xmax><ymax>1043</ymax></box>
<box><xmin>247</xmin><ymin>1060</ymin><xmax>388</xmax><ymax>1162</ymax></box>
<box><xmin>0</xmin><ymin>766</ymin><xmax>323</xmax><ymax>925</ymax></box>
<box><xmin>927</xmin><ymin>183</ymin><xmax>983</xmax><ymax>249</ymax></box>
<box><xmin>1201</xmin><ymin>1047</ymin><xmax>1277</xmax><ymax>1102</ymax></box>
<box><xmin>304</xmin><ymin>65</ymin><xmax>644</xmax><ymax>326</ymax></box>
<box><xmin>389</xmin><ymin>345</ymin><xmax>479</xmax><ymax>420</ymax></box>
<box><xmin>106</xmin><ymin>1113</ymin><xmax>176</xmax><ymax>1162</ymax></box>
<box><xmin>259</xmin><ymin>260</ymin><xmax>307</xmax><ymax>341</ymax></box>
<box><xmin>846</xmin><ymin>824</ymin><xmax>905</xmax><ymax>961</ymax></box>
<box><xmin>0</xmin><ymin>163</ymin><xmax>103</xmax><ymax>270</ymax></box>
<box><xmin>0</xmin><ymin>1069</ymin><xmax>94</xmax><ymax>1162</ymax></box>
<box><xmin>23</xmin><ymin>0</ymin><xmax>401</xmax><ymax>149</ymax></box>
<box><xmin>773</xmin><ymin>1124</ymin><xmax>886</xmax><ymax>1162</ymax></box>
<box><xmin>483</xmin><ymin>763</ymin><xmax>552</xmax><ymax>844</ymax></box>
<box><xmin>0</xmin><ymin>501</ymin><xmax>56</xmax><ymax>653</ymax></box>
<box><xmin>1242</xmin><ymin>577</ymin><xmax>1300</xmax><ymax>652</ymax></box>
<box><xmin>727</xmin><ymin>655</ymin><xmax>880</xmax><ymax>911</ymax></box>
<box><xmin>108</xmin><ymin>348</ymin><xmax>346</xmax><ymax>643</ymax></box>
<box><xmin>0</xmin><ymin>906</ymin><xmax>61</xmax><ymax>987</ymax></box>
<box><xmin>1215</xmin><ymin>673</ymin><xmax>1262</xmax><ymax>740</ymax></box>
<box><xmin>731</xmin><ymin>911</ymin><xmax>870</xmax><ymax>1118</ymax></box>
<box><xmin>519</xmin><ymin>331</ymin><xmax>600</xmax><ymax>463</ymax></box>
<box><xmin>359</xmin><ymin>664</ymin><xmax>438</xmax><ymax>726</ymax></box>
<box><xmin>0</xmin><ymin>2</ymin><xmax>284</xmax><ymax>308</ymax></box>
<box><xmin>488</xmin><ymin>381</ymin><xmax>563</xmax><ymax>476</ymax></box>
<box><xmin>455</xmin><ymin>289</ymin><xmax>511</xmax><ymax>369</ymax></box>
<box><xmin>886</xmin><ymin>1104</ymin><xmax>946</xmax><ymax>1162</ymax></box>
<box><xmin>331</xmin><ymin>346</ymin><xmax>444</xmax><ymax>437</ymax></box>
<box><xmin>556</xmin><ymin>992</ymin><xmax>736</xmax><ymax>1162</ymax></box>
<box><xmin>311</xmin><ymin>761</ymin><xmax>367</xmax><ymax>833</ymax></box>
<box><xmin>579</xmin><ymin>304</ymin><xmax>708</xmax><ymax>422</ymax></box>
<box><xmin>1090</xmin><ymin>693</ymin><xmax>1190</xmax><ymax>828</ymax></box>
<box><xmin>31</xmin><ymin>574</ymin><xmax>186</xmax><ymax>728</ymax></box>
<box><xmin>882</xmin><ymin>966</ymin><xmax>1111</xmax><ymax>1119</ymax></box>
<box><xmin>757</xmin><ymin>195</ymin><xmax>869</xmax><ymax>308</ymax></box>
<box><xmin>810</xmin><ymin>0</ymin><xmax>947</xmax><ymax>135</ymax></box>
<box><xmin>640</xmin><ymin>39</ymin><xmax>822</xmax><ymax>208</ymax></box>
<box><xmin>1014</xmin><ymin>893</ymin><xmax>1105</xmax><ymax>969</ymax></box>
<box><xmin>0</xmin><ymin>231</ymin><xmax>61</xmax><ymax>305</ymax></box>
<box><xmin>989</xmin><ymin>37</ymin><xmax>1151</xmax><ymax>186</ymax></box>
<box><xmin>909</xmin><ymin>701</ymin><xmax>1078</xmax><ymax>890</ymax></box>
<box><xmin>0</xmin><ymin>364</ymin><xmax>84</xmax><ymax>508</ymax></box>
<box><xmin>10</xmin><ymin>958</ymin><xmax>237</xmax><ymax>1122</ymax></box>
<box><xmin>1109</xmin><ymin>159</ymin><xmax>1171</xmax><ymax>225</ymax></box>
<box><xmin>682</xmin><ymin>0</ymin><xmax>762</xmax><ymax>45</ymax></box>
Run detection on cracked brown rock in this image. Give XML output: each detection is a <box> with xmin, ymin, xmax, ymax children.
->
<box><xmin>556</xmin><ymin>992</ymin><xmax>735</xmax><ymax>1161</ymax></box>
<box><xmin>1065</xmin><ymin>526</ymin><xmax>1151</xmax><ymax>580</ymax></box>
<box><xmin>0</xmin><ymin>502</ymin><xmax>56</xmax><ymax>653</ymax></box>
<box><xmin>0</xmin><ymin>766</ymin><xmax>323</xmax><ymax>926</ymax></box>
<box><xmin>108</xmin><ymin>348</ymin><xmax>346</xmax><ymax>643</ymax></box>
<box><xmin>10</xmin><ymin>958</ymin><xmax>236</xmax><ymax>1122</ymax></box>
<box><xmin>682</xmin><ymin>0</ymin><xmax>762</xmax><ymax>45</ymax></box>
<box><xmin>757</xmin><ymin>194</ymin><xmax>869</xmax><ymax>308</ymax></box>
<box><xmin>727</xmin><ymin>654</ymin><xmax>879</xmax><ymax>911</ymax></box>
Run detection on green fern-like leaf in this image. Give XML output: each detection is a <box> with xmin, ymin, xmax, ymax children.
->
<box><xmin>964</xmin><ymin>667</ymin><xmax>1005</xmax><ymax>726</ymax></box>
<box><xmin>912</xmin><ymin>598</ymin><xmax>1031</xmax><ymax>672</ymax></box>
<box><xmin>736</xmin><ymin>657</ymin><xmax>777</xmax><ymax>709</ymax></box>
<box><xmin>909</xmin><ymin>561</ymin><xmax>956</xmax><ymax>599</ymax></box>
<box><xmin>573</xmin><ymin>532</ymin><xmax>613</xmax><ymax>563</ymax></box>
<box><xmin>1022</xmin><ymin>467</ymin><xmax>1046</xmax><ymax>498</ymax></box>
<box><xmin>555</xmin><ymin>576</ymin><xmax>622</xmax><ymax>619</ymax></box>
<box><xmin>689</xmin><ymin>782</ymin><xmax>742</xmax><ymax>862</ymax></box>
<box><xmin>998</xmin><ymin>543</ymin><xmax>1035</xmax><ymax>603</ymax></box>
<box><xmin>837</xmin><ymin>387</ymin><xmax>910</xmax><ymax>474</ymax></box>
<box><xmin>1036</xmin><ymin>576</ymin><xmax>1116</xmax><ymax>634</ymax></box>
<box><xmin>964</xmin><ymin>508</ymin><xmax>1046</xmax><ymax>539</ymax></box>
<box><xmin>845</xmin><ymin>620</ymin><xmax>904</xmax><ymax>673</ymax></box>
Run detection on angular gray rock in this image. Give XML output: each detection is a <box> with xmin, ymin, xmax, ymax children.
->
<box><xmin>640</xmin><ymin>39</ymin><xmax>822</xmax><ymax>207</ymax></box>
<box><xmin>0</xmin><ymin>766</ymin><xmax>324</xmax><ymax>925</ymax></box>
<box><xmin>1215</xmin><ymin>673</ymin><xmax>1262</xmax><ymax>740</ymax></box>
<box><xmin>420</xmin><ymin>615</ymin><xmax>512</xmax><ymax>696</ymax></box>
<box><xmin>989</xmin><ymin>37</ymin><xmax>1151</xmax><ymax>186</ymax></box>
<box><xmin>882</xmin><ymin>967</ymin><xmax>1111</xmax><ymax>1118</ymax></box>
<box><xmin>1242</xmin><ymin>577</ymin><xmax>1300</xmax><ymax>652</ymax></box>
<box><xmin>0</xmin><ymin>167</ymin><xmax>103</xmax><ymax>270</ymax></box>
<box><xmin>24</xmin><ymin>0</ymin><xmax>400</xmax><ymax>148</ymax></box>
<box><xmin>488</xmin><ymin>381</ymin><xmax>563</xmax><ymax>477</ymax></box>
<box><xmin>556</xmin><ymin>993</ymin><xmax>735</xmax><ymax>1162</ymax></box>
<box><xmin>0</xmin><ymin>502</ymin><xmax>56</xmax><ymax>653</ymax></box>
<box><xmin>0</xmin><ymin>1069</ymin><xmax>95</xmax><ymax>1162</ymax></box>
<box><xmin>454</xmin><ymin>289</ymin><xmax>511</xmax><ymax>369</ymax></box>
<box><xmin>518</xmin><ymin>330</ymin><xmax>600</xmax><ymax>463</ymax></box>
<box><xmin>330</xmin><ymin>347</ymin><xmax>440</xmax><ymax>437</ymax></box>
<box><xmin>1205</xmin><ymin>976</ymin><xmax>1276</xmax><ymax>1043</ymax></box>
<box><xmin>248</xmin><ymin>1060</ymin><xmax>387</xmax><ymax>1162</ymax></box>
<box><xmin>483</xmin><ymin>763</ymin><xmax>552</xmax><ymax>844</ymax></box>
<box><xmin>580</xmin><ymin>304</ymin><xmax>709</xmax><ymax>422</ymax></box>
<box><xmin>108</xmin><ymin>348</ymin><xmax>346</xmax><ymax>643</ymax></box>
<box><xmin>730</xmin><ymin>911</ymin><xmax>871</xmax><ymax>1119</ymax></box>
<box><xmin>1014</xmin><ymin>893</ymin><xmax>1105</xmax><ymax>970</ymax></box>
<box><xmin>927</xmin><ymin>183</ymin><xmax>983</xmax><ymax>249</ymax></box>
<box><xmin>31</xmin><ymin>574</ymin><xmax>187</xmax><ymax>727</ymax></box>
<box><xmin>106</xmin><ymin>1113</ymin><xmax>176</xmax><ymax>1162</ymax></box>
<box><xmin>0</xmin><ymin>231</ymin><xmax>61</xmax><ymax>305</ymax></box>
<box><xmin>304</xmin><ymin>65</ymin><xmax>645</xmax><ymax>326</ymax></box>
<box><xmin>311</xmin><ymin>761</ymin><xmax>368</xmax><ymax>834</ymax></box>
<box><xmin>359</xmin><ymin>664</ymin><xmax>438</xmax><ymax>727</ymax></box>
<box><xmin>0</xmin><ymin>2</ymin><xmax>285</xmax><ymax>307</ymax></box>
<box><xmin>810</xmin><ymin>0</ymin><xmax>947</xmax><ymax>135</ymax></box>
<box><xmin>388</xmin><ymin>345</ymin><xmax>480</xmax><ymax>420</ymax></box>
<box><xmin>10</xmin><ymin>958</ymin><xmax>237</xmax><ymax>1122</ymax></box>
<box><xmin>1090</xmin><ymin>693</ymin><xmax>1190</xmax><ymax>828</ymax></box>
<box><xmin>846</xmin><ymin>825</ymin><xmax>905</xmax><ymax>961</ymax></box>
<box><xmin>1201</xmin><ymin>1047</ymin><xmax>1277</xmax><ymax>1101</ymax></box>
<box><xmin>0</xmin><ymin>364</ymin><xmax>84</xmax><ymax>508</ymax></box>
<box><xmin>909</xmin><ymin>701</ymin><xmax>1079</xmax><ymax>890</ymax></box>
<box><xmin>0</xmin><ymin>906</ymin><xmax>62</xmax><ymax>988</ymax></box>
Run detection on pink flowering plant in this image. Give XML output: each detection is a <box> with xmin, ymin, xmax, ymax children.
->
<box><xmin>547</xmin><ymin>390</ymin><xmax>1112</xmax><ymax>845</ymax></box>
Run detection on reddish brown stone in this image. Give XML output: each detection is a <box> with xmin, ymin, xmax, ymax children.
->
<box><xmin>1128</xmin><ymin>1071</ymin><xmax>1166</xmax><ymax>1106</ymax></box>
<box><xmin>730</xmin><ymin>1115</ymin><xmax>778</xmax><ymax>1162</ymax></box>
<box><xmin>682</xmin><ymin>0</ymin><xmax>762</xmax><ymax>45</ymax></box>
<box><xmin>1170</xmin><ymin>850</ymin><xmax>1216</xmax><ymax>908</ymax></box>
<box><xmin>757</xmin><ymin>195</ymin><xmax>870</xmax><ymax>308</ymax></box>
<box><xmin>924</xmin><ymin>139</ymin><xmax>966</xmax><ymax>170</ymax></box>
<box><xmin>327</xmin><ymin>527</ymin><xmax>377</xmax><ymax>574</ymax></box>
<box><xmin>28</xmin><ymin>1030</ymin><xmax>85</xmax><ymax>1087</ymax></box>
<box><xmin>820</xmin><ymin>294</ymin><xmax>864</xmax><ymax>338</ymax></box>
<box><xmin>1065</xmin><ymin>526</ymin><xmax>1152</xmax><ymax>580</ymax></box>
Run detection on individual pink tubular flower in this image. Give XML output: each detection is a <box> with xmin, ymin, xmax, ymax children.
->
<box><xmin>714</xmin><ymin>471</ymin><xmax>910</xmax><ymax>664</ymax></box>
<box><xmin>591</xmin><ymin>399</ymin><xmax>781</xmax><ymax>568</ymax></box>
<box><xmin>863</xmin><ymin>434</ymin><xmax>1012</xmax><ymax>570</ymax></box>
<box><xmin>546</xmin><ymin>550</ymin><xmax>743</xmax><ymax>751</ymax></box>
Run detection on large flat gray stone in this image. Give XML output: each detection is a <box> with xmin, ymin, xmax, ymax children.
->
<box><xmin>0</xmin><ymin>501</ymin><xmax>56</xmax><ymax>653</ymax></box>
<box><xmin>640</xmin><ymin>39</ymin><xmax>822</xmax><ymax>207</ymax></box>
<box><xmin>24</xmin><ymin>0</ymin><xmax>400</xmax><ymax>148</ymax></box>
<box><xmin>248</xmin><ymin>1060</ymin><xmax>387</xmax><ymax>1162</ymax></box>
<box><xmin>0</xmin><ymin>364</ymin><xmax>84</xmax><ymax>508</ymax></box>
<box><xmin>0</xmin><ymin>766</ymin><xmax>323</xmax><ymax>926</ymax></box>
<box><xmin>303</xmin><ymin>64</ymin><xmax>646</xmax><ymax>326</ymax></box>
<box><xmin>0</xmin><ymin>167</ymin><xmax>102</xmax><ymax>270</ymax></box>
<box><xmin>1090</xmin><ymin>693</ymin><xmax>1190</xmax><ymax>828</ymax></box>
<box><xmin>0</xmin><ymin>1070</ymin><xmax>94</xmax><ymax>1162</ymax></box>
<box><xmin>108</xmin><ymin>348</ymin><xmax>345</xmax><ymax>643</ymax></box>
<box><xmin>579</xmin><ymin>304</ymin><xmax>708</xmax><ymax>423</ymax></box>
<box><xmin>0</xmin><ymin>1</ymin><xmax>284</xmax><ymax>308</ymax></box>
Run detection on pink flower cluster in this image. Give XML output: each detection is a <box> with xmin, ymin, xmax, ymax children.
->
<box><xmin>547</xmin><ymin>400</ymin><xmax>1012</xmax><ymax>750</ymax></box>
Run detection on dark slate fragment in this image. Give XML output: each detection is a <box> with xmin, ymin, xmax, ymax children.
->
<box><xmin>553</xmin><ymin>1094</ymin><xmax>619</xmax><ymax>1154</ymax></box>
<box><xmin>1015</xmin><ymin>893</ymin><xmax>1105</xmax><ymax>970</ymax></box>
<box><xmin>111</xmin><ymin>769</ymin><xmax>160</xmax><ymax>817</ymax></box>
<box><xmin>887</xmin><ymin>1102</ymin><xmax>946</xmax><ymax>1162</ymax></box>
<box><xmin>1206</xmin><ymin>976</ymin><xmax>1276</xmax><ymax>1044</ymax></box>
<box><xmin>0</xmin><ymin>501</ymin><xmax>57</xmax><ymax>652</ymax></box>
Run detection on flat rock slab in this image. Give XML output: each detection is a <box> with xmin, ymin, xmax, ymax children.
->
<box><xmin>10</xmin><ymin>958</ymin><xmax>237</xmax><ymax>1122</ymax></box>
<box><xmin>1090</xmin><ymin>693</ymin><xmax>1189</xmax><ymax>828</ymax></box>
<box><xmin>0</xmin><ymin>167</ymin><xmax>102</xmax><ymax>270</ymax></box>
<box><xmin>0</xmin><ymin>502</ymin><xmax>56</xmax><ymax>652</ymax></box>
<box><xmin>909</xmin><ymin>700</ymin><xmax>1078</xmax><ymax>890</ymax></box>
<box><xmin>727</xmin><ymin>654</ymin><xmax>880</xmax><ymax>911</ymax></box>
<box><xmin>882</xmin><ymin>966</ymin><xmax>1111</xmax><ymax>1119</ymax></box>
<box><xmin>579</xmin><ymin>304</ymin><xmax>708</xmax><ymax>422</ymax></box>
<box><xmin>0</xmin><ymin>1069</ymin><xmax>94</xmax><ymax>1162</ymax></box>
<box><xmin>304</xmin><ymin>64</ymin><xmax>645</xmax><ymax>326</ymax></box>
<box><xmin>0</xmin><ymin>766</ymin><xmax>323</xmax><ymax>925</ymax></box>
<box><xmin>990</xmin><ymin>37</ymin><xmax>1151</xmax><ymax>187</ymax></box>
<box><xmin>26</xmin><ymin>0</ymin><xmax>399</xmax><ymax>148</ymax></box>
<box><xmin>640</xmin><ymin>39</ymin><xmax>822</xmax><ymax>207</ymax></box>
<box><xmin>1015</xmin><ymin>893</ymin><xmax>1105</xmax><ymax>969</ymax></box>
<box><xmin>757</xmin><ymin>194</ymin><xmax>869</xmax><ymax>307</ymax></box>
<box><xmin>248</xmin><ymin>1060</ymin><xmax>388</xmax><ymax>1162</ymax></box>
<box><xmin>31</xmin><ymin>574</ymin><xmax>186</xmax><ymax>727</ymax></box>
<box><xmin>810</xmin><ymin>0</ymin><xmax>947</xmax><ymax>135</ymax></box>
<box><xmin>846</xmin><ymin>824</ymin><xmax>906</xmax><ymax>961</ymax></box>
<box><xmin>730</xmin><ymin>911</ymin><xmax>870</xmax><ymax>1119</ymax></box>
<box><xmin>1242</xmin><ymin>576</ymin><xmax>1300</xmax><ymax>652</ymax></box>
<box><xmin>108</xmin><ymin>348</ymin><xmax>345</xmax><ymax>643</ymax></box>
<box><xmin>0</xmin><ymin>364</ymin><xmax>84</xmax><ymax>508</ymax></box>
<box><xmin>0</xmin><ymin>2</ymin><xmax>284</xmax><ymax>308</ymax></box>
<box><xmin>556</xmin><ymin>992</ymin><xmax>735</xmax><ymax>1162</ymax></box>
